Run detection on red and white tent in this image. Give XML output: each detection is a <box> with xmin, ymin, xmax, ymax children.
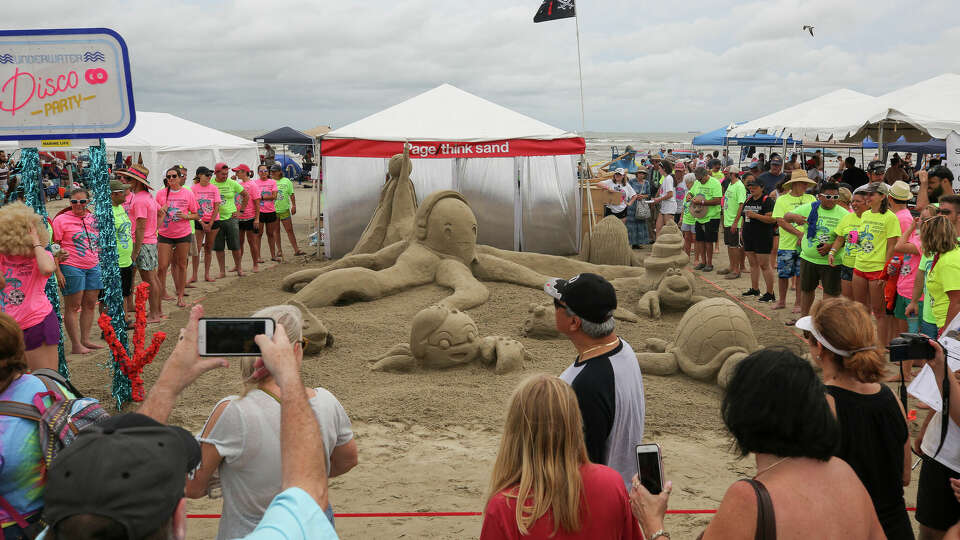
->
<box><xmin>321</xmin><ymin>84</ymin><xmax>585</xmax><ymax>258</ymax></box>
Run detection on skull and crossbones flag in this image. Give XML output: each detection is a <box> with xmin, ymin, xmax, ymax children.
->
<box><xmin>533</xmin><ymin>0</ymin><xmax>575</xmax><ymax>23</ymax></box>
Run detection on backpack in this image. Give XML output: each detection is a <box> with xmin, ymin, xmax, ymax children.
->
<box><xmin>0</xmin><ymin>368</ymin><xmax>110</xmax><ymax>469</ymax></box>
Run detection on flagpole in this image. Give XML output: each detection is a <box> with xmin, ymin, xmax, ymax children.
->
<box><xmin>574</xmin><ymin>9</ymin><xmax>585</xmax><ymax>135</ymax></box>
<box><xmin>574</xmin><ymin>8</ymin><xmax>593</xmax><ymax>239</ymax></box>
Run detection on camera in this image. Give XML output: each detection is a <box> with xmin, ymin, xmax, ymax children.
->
<box><xmin>888</xmin><ymin>333</ymin><xmax>936</xmax><ymax>362</ymax></box>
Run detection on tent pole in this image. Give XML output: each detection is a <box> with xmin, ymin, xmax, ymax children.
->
<box><xmin>574</xmin><ymin>9</ymin><xmax>592</xmax><ymax>241</ymax></box>
<box><xmin>574</xmin><ymin>9</ymin><xmax>585</xmax><ymax>136</ymax></box>
<box><xmin>314</xmin><ymin>138</ymin><xmax>322</xmax><ymax>259</ymax></box>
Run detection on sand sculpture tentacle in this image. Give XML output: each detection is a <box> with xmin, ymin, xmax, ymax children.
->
<box><xmin>286</xmin><ymin>189</ymin><xmax>651</xmax><ymax>310</ymax></box>
<box><xmin>350</xmin><ymin>145</ymin><xmax>418</xmax><ymax>255</ymax></box>
<box><xmin>370</xmin><ymin>305</ymin><xmax>529</xmax><ymax>373</ymax></box>
<box><xmin>635</xmin><ymin>297</ymin><xmax>759</xmax><ymax>388</ymax></box>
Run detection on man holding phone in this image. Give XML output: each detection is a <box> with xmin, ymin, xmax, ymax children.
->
<box><xmin>546</xmin><ymin>273</ymin><xmax>646</xmax><ymax>487</ymax></box>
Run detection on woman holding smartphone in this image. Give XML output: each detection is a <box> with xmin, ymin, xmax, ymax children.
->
<box><xmin>186</xmin><ymin>305</ymin><xmax>357</xmax><ymax>539</ymax></box>
<box><xmin>480</xmin><ymin>374</ymin><xmax>643</xmax><ymax>539</ymax></box>
<box><xmin>156</xmin><ymin>167</ymin><xmax>199</xmax><ymax>308</ymax></box>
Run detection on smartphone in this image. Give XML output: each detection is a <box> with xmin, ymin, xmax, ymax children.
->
<box><xmin>197</xmin><ymin>317</ymin><xmax>275</xmax><ymax>356</ymax></box>
<box><xmin>636</xmin><ymin>443</ymin><xmax>664</xmax><ymax>495</ymax></box>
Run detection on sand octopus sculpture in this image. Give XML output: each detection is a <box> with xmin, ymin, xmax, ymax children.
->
<box><xmin>349</xmin><ymin>145</ymin><xmax>418</xmax><ymax>256</ymax></box>
<box><xmin>370</xmin><ymin>304</ymin><xmax>530</xmax><ymax>373</ymax></box>
<box><xmin>636</xmin><ymin>297</ymin><xmax>759</xmax><ymax>388</ymax></box>
<box><xmin>282</xmin><ymin>190</ymin><xmax>646</xmax><ymax>310</ymax></box>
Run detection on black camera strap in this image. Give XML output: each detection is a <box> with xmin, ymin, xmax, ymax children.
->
<box><xmin>935</xmin><ymin>361</ymin><xmax>952</xmax><ymax>458</ymax></box>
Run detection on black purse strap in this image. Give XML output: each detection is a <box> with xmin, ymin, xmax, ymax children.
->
<box><xmin>744</xmin><ymin>479</ymin><xmax>776</xmax><ymax>540</ymax></box>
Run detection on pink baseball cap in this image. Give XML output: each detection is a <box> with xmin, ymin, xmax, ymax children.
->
<box><xmin>214</xmin><ymin>162</ymin><xmax>229</xmax><ymax>171</ymax></box>
<box><xmin>231</xmin><ymin>164</ymin><xmax>251</xmax><ymax>173</ymax></box>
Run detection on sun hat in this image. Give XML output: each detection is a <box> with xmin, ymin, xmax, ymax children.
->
<box><xmin>783</xmin><ymin>169</ymin><xmax>816</xmax><ymax>187</ymax></box>
<box><xmin>544</xmin><ymin>273</ymin><xmax>617</xmax><ymax>324</ymax></box>
<box><xmin>888</xmin><ymin>180</ymin><xmax>911</xmax><ymax>201</ymax></box>
<box><xmin>43</xmin><ymin>413</ymin><xmax>201</xmax><ymax>538</ymax></box>
<box><xmin>838</xmin><ymin>187</ymin><xmax>852</xmax><ymax>203</ymax></box>
<box><xmin>114</xmin><ymin>164</ymin><xmax>152</xmax><ymax>190</ymax></box>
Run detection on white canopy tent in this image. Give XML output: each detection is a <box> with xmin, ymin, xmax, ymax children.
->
<box><xmin>854</xmin><ymin>73</ymin><xmax>960</xmax><ymax>143</ymax></box>
<box><xmin>728</xmin><ymin>89</ymin><xmax>887</xmax><ymax>142</ymax></box>
<box><xmin>321</xmin><ymin>84</ymin><xmax>585</xmax><ymax>258</ymax></box>
<box><xmin>1</xmin><ymin>112</ymin><xmax>260</xmax><ymax>190</ymax></box>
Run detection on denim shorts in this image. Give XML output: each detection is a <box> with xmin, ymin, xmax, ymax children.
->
<box><xmin>61</xmin><ymin>264</ymin><xmax>103</xmax><ymax>295</ymax></box>
<box><xmin>840</xmin><ymin>265</ymin><xmax>854</xmax><ymax>281</ymax></box>
<box><xmin>776</xmin><ymin>249</ymin><xmax>801</xmax><ymax>279</ymax></box>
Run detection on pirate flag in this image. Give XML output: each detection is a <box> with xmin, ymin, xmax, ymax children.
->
<box><xmin>533</xmin><ymin>0</ymin><xmax>575</xmax><ymax>23</ymax></box>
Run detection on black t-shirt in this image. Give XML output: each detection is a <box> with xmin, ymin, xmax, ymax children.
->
<box><xmin>756</xmin><ymin>172</ymin><xmax>784</xmax><ymax>195</ymax></box>
<box><xmin>842</xmin><ymin>167</ymin><xmax>869</xmax><ymax>190</ymax></box>
<box><xmin>742</xmin><ymin>194</ymin><xmax>775</xmax><ymax>237</ymax></box>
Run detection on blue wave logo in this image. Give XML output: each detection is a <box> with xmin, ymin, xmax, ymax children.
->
<box><xmin>0</xmin><ymin>54</ymin><xmax>13</xmax><ymax>64</ymax></box>
<box><xmin>83</xmin><ymin>51</ymin><xmax>105</xmax><ymax>62</ymax></box>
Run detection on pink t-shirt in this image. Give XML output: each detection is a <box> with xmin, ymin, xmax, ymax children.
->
<box><xmin>0</xmin><ymin>254</ymin><xmax>53</xmax><ymax>329</ymax></box>
<box><xmin>895</xmin><ymin>208</ymin><xmax>912</xmax><ymax>237</ymax></box>
<box><xmin>156</xmin><ymin>188</ymin><xmax>198</xmax><ymax>239</ymax></box>
<box><xmin>191</xmin><ymin>183</ymin><xmax>222</xmax><ymax>223</ymax></box>
<box><xmin>122</xmin><ymin>191</ymin><xmax>134</xmax><ymax>214</ymax></box>
<box><xmin>52</xmin><ymin>211</ymin><xmax>100</xmax><ymax>270</ymax></box>
<box><xmin>257</xmin><ymin>178</ymin><xmax>278</xmax><ymax>213</ymax></box>
<box><xmin>129</xmin><ymin>190</ymin><xmax>159</xmax><ymax>245</ymax></box>
<box><xmin>237</xmin><ymin>180</ymin><xmax>260</xmax><ymax>220</ymax></box>
<box><xmin>897</xmin><ymin>232</ymin><xmax>922</xmax><ymax>299</ymax></box>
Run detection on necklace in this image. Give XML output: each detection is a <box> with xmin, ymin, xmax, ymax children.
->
<box><xmin>755</xmin><ymin>457</ymin><xmax>790</xmax><ymax>477</ymax></box>
<box><xmin>577</xmin><ymin>338</ymin><xmax>620</xmax><ymax>361</ymax></box>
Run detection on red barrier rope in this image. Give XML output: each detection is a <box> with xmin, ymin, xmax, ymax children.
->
<box><xmin>694</xmin><ymin>274</ymin><xmax>806</xmax><ymax>341</ymax></box>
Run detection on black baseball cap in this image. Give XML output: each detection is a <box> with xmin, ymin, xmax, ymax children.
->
<box><xmin>269</xmin><ymin>164</ymin><xmax>283</xmax><ymax>172</ymax></box>
<box><xmin>544</xmin><ymin>273</ymin><xmax>617</xmax><ymax>324</ymax></box>
<box><xmin>195</xmin><ymin>165</ymin><xmax>214</xmax><ymax>176</ymax></box>
<box><xmin>44</xmin><ymin>413</ymin><xmax>201</xmax><ymax>538</ymax></box>
<box><xmin>770</xmin><ymin>156</ymin><xmax>783</xmax><ymax>166</ymax></box>
<box><xmin>867</xmin><ymin>160</ymin><xmax>886</xmax><ymax>174</ymax></box>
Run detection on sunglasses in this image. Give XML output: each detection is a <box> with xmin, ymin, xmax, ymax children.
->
<box><xmin>298</xmin><ymin>337</ymin><xmax>310</xmax><ymax>349</ymax></box>
<box><xmin>165</xmin><ymin>173</ymin><xmax>181</xmax><ymax>179</ymax></box>
<box><xmin>70</xmin><ymin>199</ymin><xmax>88</xmax><ymax>204</ymax></box>
<box><xmin>820</xmin><ymin>194</ymin><xmax>840</xmax><ymax>200</ymax></box>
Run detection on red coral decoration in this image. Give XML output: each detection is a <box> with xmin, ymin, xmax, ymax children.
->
<box><xmin>97</xmin><ymin>282</ymin><xmax>166</xmax><ymax>401</ymax></box>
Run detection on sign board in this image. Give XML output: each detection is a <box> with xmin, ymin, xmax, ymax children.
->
<box><xmin>0</xmin><ymin>28</ymin><xmax>135</xmax><ymax>141</ymax></box>
<box><xmin>948</xmin><ymin>131</ymin><xmax>960</xmax><ymax>192</ymax></box>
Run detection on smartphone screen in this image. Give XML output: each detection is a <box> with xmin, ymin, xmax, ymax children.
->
<box><xmin>636</xmin><ymin>444</ymin><xmax>663</xmax><ymax>495</ymax></box>
<box><xmin>199</xmin><ymin>318</ymin><xmax>274</xmax><ymax>356</ymax></box>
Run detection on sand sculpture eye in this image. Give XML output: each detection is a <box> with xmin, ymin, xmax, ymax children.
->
<box><xmin>438</xmin><ymin>339</ymin><xmax>451</xmax><ymax>349</ymax></box>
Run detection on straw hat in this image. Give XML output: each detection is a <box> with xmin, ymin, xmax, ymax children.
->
<box><xmin>115</xmin><ymin>164</ymin><xmax>152</xmax><ymax>189</ymax></box>
<box><xmin>783</xmin><ymin>169</ymin><xmax>816</xmax><ymax>187</ymax></box>
<box><xmin>888</xmin><ymin>180</ymin><xmax>912</xmax><ymax>201</ymax></box>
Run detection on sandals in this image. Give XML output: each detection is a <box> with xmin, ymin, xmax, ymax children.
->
<box><xmin>293</xmin><ymin>251</ymin><xmax>307</xmax><ymax>256</ymax></box>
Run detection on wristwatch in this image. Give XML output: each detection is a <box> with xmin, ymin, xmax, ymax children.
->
<box><xmin>649</xmin><ymin>530</ymin><xmax>670</xmax><ymax>539</ymax></box>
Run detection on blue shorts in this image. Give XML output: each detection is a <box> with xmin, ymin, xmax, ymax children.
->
<box><xmin>919</xmin><ymin>319</ymin><xmax>939</xmax><ymax>339</ymax></box>
<box><xmin>777</xmin><ymin>249</ymin><xmax>801</xmax><ymax>279</ymax></box>
<box><xmin>61</xmin><ymin>264</ymin><xmax>103</xmax><ymax>295</ymax></box>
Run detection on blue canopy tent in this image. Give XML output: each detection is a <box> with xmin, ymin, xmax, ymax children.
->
<box><xmin>886</xmin><ymin>138</ymin><xmax>944</xmax><ymax>154</ymax></box>
<box><xmin>691</xmin><ymin>125</ymin><xmax>730</xmax><ymax>146</ymax></box>
<box><xmin>273</xmin><ymin>154</ymin><xmax>302</xmax><ymax>180</ymax></box>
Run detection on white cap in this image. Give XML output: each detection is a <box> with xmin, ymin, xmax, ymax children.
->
<box><xmin>614</xmin><ymin>168</ymin><xmax>626</xmax><ymax>175</ymax></box>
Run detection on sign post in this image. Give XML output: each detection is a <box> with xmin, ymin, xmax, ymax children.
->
<box><xmin>947</xmin><ymin>131</ymin><xmax>960</xmax><ymax>192</ymax></box>
<box><xmin>0</xmin><ymin>28</ymin><xmax>135</xmax><ymax>406</ymax></box>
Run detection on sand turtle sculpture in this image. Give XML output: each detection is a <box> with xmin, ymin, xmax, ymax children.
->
<box><xmin>636</xmin><ymin>297</ymin><xmax>759</xmax><ymax>388</ymax></box>
<box><xmin>637</xmin><ymin>267</ymin><xmax>705</xmax><ymax>319</ymax></box>
<box><xmin>282</xmin><ymin>190</ymin><xmax>646</xmax><ymax>310</ymax></box>
<box><xmin>370</xmin><ymin>304</ymin><xmax>531</xmax><ymax>374</ymax></box>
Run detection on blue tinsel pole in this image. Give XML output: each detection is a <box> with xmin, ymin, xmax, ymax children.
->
<box><xmin>20</xmin><ymin>148</ymin><xmax>68</xmax><ymax>378</ymax></box>
<box><xmin>88</xmin><ymin>141</ymin><xmax>131</xmax><ymax>409</ymax></box>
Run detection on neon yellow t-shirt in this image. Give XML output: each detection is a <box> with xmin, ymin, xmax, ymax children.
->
<box><xmin>688</xmin><ymin>177</ymin><xmax>722</xmax><ymax>223</ymax></box>
<box><xmin>771</xmin><ymin>193</ymin><xmax>815</xmax><ymax>252</ymax></box>
<box><xmin>834</xmin><ymin>211</ymin><xmax>862</xmax><ymax>269</ymax></box>
<box><xmin>722</xmin><ymin>181</ymin><xmax>747</xmax><ymax>228</ymax></box>
<box><xmin>854</xmin><ymin>209</ymin><xmax>902</xmax><ymax>272</ymax></box>
<box><xmin>927</xmin><ymin>247</ymin><xmax>960</xmax><ymax>328</ymax></box>
<box><xmin>793</xmin><ymin>203</ymin><xmax>849</xmax><ymax>266</ymax></box>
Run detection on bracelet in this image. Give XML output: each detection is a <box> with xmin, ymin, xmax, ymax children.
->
<box><xmin>828</xmin><ymin>249</ymin><xmax>837</xmax><ymax>254</ymax></box>
<box><xmin>649</xmin><ymin>530</ymin><xmax>670</xmax><ymax>539</ymax></box>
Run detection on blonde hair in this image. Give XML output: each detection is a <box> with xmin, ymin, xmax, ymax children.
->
<box><xmin>0</xmin><ymin>203</ymin><xmax>47</xmax><ymax>256</ymax></box>
<box><xmin>239</xmin><ymin>305</ymin><xmax>304</xmax><ymax>396</ymax></box>
<box><xmin>809</xmin><ymin>297</ymin><xmax>884</xmax><ymax>382</ymax></box>
<box><xmin>487</xmin><ymin>374</ymin><xmax>588</xmax><ymax>535</ymax></box>
<box><xmin>921</xmin><ymin>215</ymin><xmax>957</xmax><ymax>256</ymax></box>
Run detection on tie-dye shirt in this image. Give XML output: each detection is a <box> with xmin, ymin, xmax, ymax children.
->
<box><xmin>0</xmin><ymin>375</ymin><xmax>49</xmax><ymax>525</ymax></box>
<box><xmin>0</xmin><ymin>254</ymin><xmax>53</xmax><ymax>329</ymax></box>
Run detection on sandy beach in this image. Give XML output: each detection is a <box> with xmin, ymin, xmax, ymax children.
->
<box><xmin>54</xmin><ymin>190</ymin><xmax>924</xmax><ymax>539</ymax></box>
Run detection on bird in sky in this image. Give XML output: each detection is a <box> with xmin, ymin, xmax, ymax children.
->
<box><xmin>802</xmin><ymin>25</ymin><xmax>815</xmax><ymax>37</ymax></box>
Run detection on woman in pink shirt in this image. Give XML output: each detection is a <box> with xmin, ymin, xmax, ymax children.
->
<box><xmin>233</xmin><ymin>165</ymin><xmax>261</xmax><ymax>272</ymax></box>
<box><xmin>255</xmin><ymin>164</ymin><xmax>279</xmax><ymax>263</ymax></box>
<box><xmin>0</xmin><ymin>203</ymin><xmax>59</xmax><ymax>369</ymax></box>
<box><xmin>52</xmin><ymin>188</ymin><xmax>102</xmax><ymax>355</ymax></box>
<box><xmin>156</xmin><ymin>167</ymin><xmax>199</xmax><ymax>308</ymax></box>
<box><xmin>191</xmin><ymin>166</ymin><xmax>222</xmax><ymax>283</ymax></box>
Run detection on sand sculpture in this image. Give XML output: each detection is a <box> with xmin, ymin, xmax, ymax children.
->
<box><xmin>287</xmin><ymin>299</ymin><xmax>334</xmax><ymax>353</ymax></box>
<box><xmin>349</xmin><ymin>145</ymin><xmax>418</xmax><ymax>256</ymax></box>
<box><xmin>637</xmin><ymin>267</ymin><xmax>705</xmax><ymax>319</ymax></box>
<box><xmin>282</xmin><ymin>190</ymin><xmax>646</xmax><ymax>309</ymax></box>
<box><xmin>636</xmin><ymin>297</ymin><xmax>758</xmax><ymax>388</ymax></box>
<box><xmin>609</xmin><ymin>219</ymin><xmax>695</xmax><ymax>309</ymax></box>
<box><xmin>578</xmin><ymin>216</ymin><xmax>640</xmax><ymax>266</ymax></box>
<box><xmin>521</xmin><ymin>300</ymin><xmax>639</xmax><ymax>339</ymax></box>
<box><xmin>370</xmin><ymin>304</ymin><xmax>530</xmax><ymax>373</ymax></box>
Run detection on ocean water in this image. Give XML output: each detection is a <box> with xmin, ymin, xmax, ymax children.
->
<box><xmin>583</xmin><ymin>131</ymin><xmax>696</xmax><ymax>166</ymax></box>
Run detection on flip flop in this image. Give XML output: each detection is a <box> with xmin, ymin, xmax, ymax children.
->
<box><xmin>785</xmin><ymin>319</ymin><xmax>798</xmax><ymax>326</ymax></box>
<box><xmin>294</xmin><ymin>251</ymin><xmax>307</xmax><ymax>256</ymax></box>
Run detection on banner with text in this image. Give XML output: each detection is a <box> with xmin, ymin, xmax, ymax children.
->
<box><xmin>948</xmin><ymin>131</ymin><xmax>960</xmax><ymax>192</ymax></box>
<box><xmin>321</xmin><ymin>137</ymin><xmax>585</xmax><ymax>159</ymax></box>
<box><xmin>0</xmin><ymin>28</ymin><xmax>135</xmax><ymax>141</ymax></box>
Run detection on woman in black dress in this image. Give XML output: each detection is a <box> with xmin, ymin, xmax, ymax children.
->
<box><xmin>797</xmin><ymin>296</ymin><xmax>913</xmax><ymax>539</ymax></box>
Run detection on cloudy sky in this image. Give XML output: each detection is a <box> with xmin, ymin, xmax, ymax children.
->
<box><xmin>9</xmin><ymin>0</ymin><xmax>958</xmax><ymax>133</ymax></box>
